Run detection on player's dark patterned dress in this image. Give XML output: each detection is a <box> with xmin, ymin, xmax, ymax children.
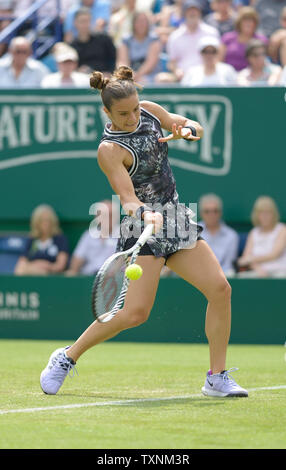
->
<box><xmin>100</xmin><ymin>107</ymin><xmax>203</xmax><ymax>259</ymax></box>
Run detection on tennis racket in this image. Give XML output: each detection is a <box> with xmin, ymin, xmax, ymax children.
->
<box><xmin>91</xmin><ymin>223</ymin><xmax>154</xmax><ymax>323</ymax></box>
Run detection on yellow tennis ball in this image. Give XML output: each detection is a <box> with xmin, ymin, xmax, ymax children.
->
<box><xmin>125</xmin><ymin>263</ymin><xmax>143</xmax><ymax>280</ymax></box>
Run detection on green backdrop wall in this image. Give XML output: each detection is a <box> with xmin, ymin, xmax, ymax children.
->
<box><xmin>0</xmin><ymin>87</ymin><xmax>285</xmax><ymax>244</ymax></box>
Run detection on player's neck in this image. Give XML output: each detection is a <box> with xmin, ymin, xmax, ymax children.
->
<box><xmin>110</xmin><ymin>123</ymin><xmax>122</xmax><ymax>131</ymax></box>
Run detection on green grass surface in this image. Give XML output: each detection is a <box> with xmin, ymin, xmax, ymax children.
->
<box><xmin>0</xmin><ymin>340</ymin><xmax>285</xmax><ymax>449</ymax></box>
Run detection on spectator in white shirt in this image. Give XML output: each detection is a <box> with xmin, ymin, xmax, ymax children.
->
<box><xmin>41</xmin><ymin>44</ymin><xmax>90</xmax><ymax>88</ymax></box>
<box><xmin>182</xmin><ymin>35</ymin><xmax>237</xmax><ymax>86</ymax></box>
<box><xmin>66</xmin><ymin>200</ymin><xmax>120</xmax><ymax>276</ymax></box>
<box><xmin>199</xmin><ymin>193</ymin><xmax>239</xmax><ymax>276</ymax></box>
<box><xmin>237</xmin><ymin>196</ymin><xmax>286</xmax><ymax>278</ymax></box>
<box><xmin>0</xmin><ymin>36</ymin><xmax>49</xmax><ymax>87</ymax></box>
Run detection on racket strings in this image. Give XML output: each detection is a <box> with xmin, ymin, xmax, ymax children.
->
<box><xmin>92</xmin><ymin>229</ymin><xmax>150</xmax><ymax>321</ymax></box>
<box><xmin>93</xmin><ymin>255</ymin><xmax>128</xmax><ymax>316</ymax></box>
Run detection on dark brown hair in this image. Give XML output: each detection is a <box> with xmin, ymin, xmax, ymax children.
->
<box><xmin>90</xmin><ymin>66</ymin><xmax>139</xmax><ymax>110</ymax></box>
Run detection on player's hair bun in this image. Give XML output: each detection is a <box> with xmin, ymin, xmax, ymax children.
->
<box><xmin>90</xmin><ymin>66</ymin><xmax>139</xmax><ymax>109</ymax></box>
<box><xmin>113</xmin><ymin>66</ymin><xmax>134</xmax><ymax>82</ymax></box>
<box><xmin>90</xmin><ymin>71</ymin><xmax>110</xmax><ymax>90</ymax></box>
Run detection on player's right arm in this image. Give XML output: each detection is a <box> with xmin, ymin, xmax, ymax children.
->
<box><xmin>97</xmin><ymin>142</ymin><xmax>163</xmax><ymax>232</ymax></box>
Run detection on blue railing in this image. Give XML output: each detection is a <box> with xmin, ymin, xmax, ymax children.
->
<box><xmin>0</xmin><ymin>0</ymin><xmax>62</xmax><ymax>58</ymax></box>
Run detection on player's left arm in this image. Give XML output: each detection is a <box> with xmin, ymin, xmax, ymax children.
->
<box><xmin>140</xmin><ymin>100</ymin><xmax>203</xmax><ymax>141</ymax></box>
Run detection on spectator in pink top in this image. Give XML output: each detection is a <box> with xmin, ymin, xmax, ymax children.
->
<box><xmin>220</xmin><ymin>6</ymin><xmax>268</xmax><ymax>71</ymax></box>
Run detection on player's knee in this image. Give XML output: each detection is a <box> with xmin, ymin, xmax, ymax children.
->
<box><xmin>217</xmin><ymin>278</ymin><xmax>232</xmax><ymax>298</ymax></box>
<box><xmin>208</xmin><ymin>276</ymin><xmax>231</xmax><ymax>301</ymax></box>
<box><xmin>127</xmin><ymin>306</ymin><xmax>151</xmax><ymax>328</ymax></box>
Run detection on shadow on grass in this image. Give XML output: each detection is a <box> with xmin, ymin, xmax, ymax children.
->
<box><xmin>114</xmin><ymin>397</ymin><xmax>231</xmax><ymax>408</ymax></box>
<box><xmin>58</xmin><ymin>394</ymin><xmax>231</xmax><ymax>408</ymax></box>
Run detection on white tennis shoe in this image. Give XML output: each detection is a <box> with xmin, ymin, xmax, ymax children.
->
<box><xmin>202</xmin><ymin>368</ymin><xmax>248</xmax><ymax>397</ymax></box>
<box><xmin>40</xmin><ymin>346</ymin><xmax>77</xmax><ymax>395</ymax></box>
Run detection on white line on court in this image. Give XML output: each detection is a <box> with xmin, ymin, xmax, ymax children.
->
<box><xmin>0</xmin><ymin>385</ymin><xmax>285</xmax><ymax>416</ymax></box>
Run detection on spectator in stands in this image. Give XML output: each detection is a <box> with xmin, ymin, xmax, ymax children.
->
<box><xmin>252</xmin><ymin>0</ymin><xmax>286</xmax><ymax>38</ymax></box>
<box><xmin>41</xmin><ymin>43</ymin><xmax>90</xmax><ymax>87</ymax></box>
<box><xmin>0</xmin><ymin>36</ymin><xmax>49</xmax><ymax>87</ymax></box>
<box><xmin>237</xmin><ymin>196</ymin><xmax>286</xmax><ymax>278</ymax></box>
<box><xmin>70</xmin><ymin>7</ymin><xmax>116</xmax><ymax>74</ymax></box>
<box><xmin>204</xmin><ymin>0</ymin><xmax>237</xmax><ymax>36</ymax></box>
<box><xmin>237</xmin><ymin>38</ymin><xmax>281</xmax><ymax>85</ymax></box>
<box><xmin>157</xmin><ymin>0</ymin><xmax>219</xmax><ymax>83</ymax></box>
<box><xmin>0</xmin><ymin>0</ymin><xmax>14</xmax><ymax>58</ymax></box>
<box><xmin>220</xmin><ymin>6</ymin><xmax>268</xmax><ymax>71</ymax></box>
<box><xmin>117</xmin><ymin>11</ymin><xmax>161</xmax><ymax>83</ymax></box>
<box><xmin>181</xmin><ymin>35</ymin><xmax>237</xmax><ymax>85</ymax></box>
<box><xmin>109</xmin><ymin>0</ymin><xmax>136</xmax><ymax>47</ymax></box>
<box><xmin>269</xmin><ymin>6</ymin><xmax>286</xmax><ymax>66</ymax></box>
<box><xmin>198</xmin><ymin>193</ymin><xmax>239</xmax><ymax>276</ymax></box>
<box><xmin>64</xmin><ymin>0</ymin><xmax>111</xmax><ymax>43</ymax></box>
<box><xmin>14</xmin><ymin>204</ymin><xmax>69</xmax><ymax>275</ymax></box>
<box><xmin>65</xmin><ymin>200</ymin><xmax>119</xmax><ymax>276</ymax></box>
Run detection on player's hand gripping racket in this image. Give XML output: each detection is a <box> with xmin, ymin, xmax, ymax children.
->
<box><xmin>91</xmin><ymin>223</ymin><xmax>154</xmax><ymax>323</ymax></box>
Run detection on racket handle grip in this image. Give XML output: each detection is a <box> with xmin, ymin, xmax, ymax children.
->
<box><xmin>138</xmin><ymin>223</ymin><xmax>154</xmax><ymax>246</ymax></box>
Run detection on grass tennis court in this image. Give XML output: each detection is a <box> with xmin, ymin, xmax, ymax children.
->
<box><xmin>0</xmin><ymin>340</ymin><xmax>285</xmax><ymax>449</ymax></box>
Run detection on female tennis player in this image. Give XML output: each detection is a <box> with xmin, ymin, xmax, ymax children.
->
<box><xmin>40</xmin><ymin>66</ymin><xmax>248</xmax><ymax>398</ymax></box>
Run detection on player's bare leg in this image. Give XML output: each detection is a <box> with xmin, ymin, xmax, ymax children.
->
<box><xmin>40</xmin><ymin>255</ymin><xmax>165</xmax><ymax>394</ymax></box>
<box><xmin>166</xmin><ymin>239</ymin><xmax>231</xmax><ymax>373</ymax></box>
<box><xmin>66</xmin><ymin>255</ymin><xmax>165</xmax><ymax>362</ymax></box>
<box><xmin>166</xmin><ymin>240</ymin><xmax>248</xmax><ymax>397</ymax></box>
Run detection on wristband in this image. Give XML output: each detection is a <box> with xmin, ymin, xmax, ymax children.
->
<box><xmin>183</xmin><ymin>125</ymin><xmax>197</xmax><ymax>140</ymax></box>
<box><xmin>135</xmin><ymin>205</ymin><xmax>153</xmax><ymax>220</ymax></box>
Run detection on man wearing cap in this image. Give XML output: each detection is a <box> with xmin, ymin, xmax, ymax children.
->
<box><xmin>181</xmin><ymin>35</ymin><xmax>237</xmax><ymax>85</ymax></box>
<box><xmin>41</xmin><ymin>45</ymin><xmax>90</xmax><ymax>88</ymax></box>
<box><xmin>166</xmin><ymin>0</ymin><xmax>220</xmax><ymax>81</ymax></box>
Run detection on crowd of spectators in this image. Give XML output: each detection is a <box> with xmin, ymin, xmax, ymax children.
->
<box><xmin>197</xmin><ymin>193</ymin><xmax>286</xmax><ymax>278</ymax></box>
<box><xmin>13</xmin><ymin>200</ymin><xmax>120</xmax><ymax>277</ymax></box>
<box><xmin>9</xmin><ymin>194</ymin><xmax>286</xmax><ymax>278</ymax></box>
<box><xmin>0</xmin><ymin>0</ymin><xmax>286</xmax><ymax>87</ymax></box>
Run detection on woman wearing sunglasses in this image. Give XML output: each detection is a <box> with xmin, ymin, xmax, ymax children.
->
<box><xmin>181</xmin><ymin>35</ymin><xmax>237</xmax><ymax>86</ymax></box>
<box><xmin>237</xmin><ymin>39</ymin><xmax>281</xmax><ymax>86</ymax></box>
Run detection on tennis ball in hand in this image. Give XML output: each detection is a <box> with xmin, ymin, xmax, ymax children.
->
<box><xmin>125</xmin><ymin>263</ymin><xmax>143</xmax><ymax>280</ymax></box>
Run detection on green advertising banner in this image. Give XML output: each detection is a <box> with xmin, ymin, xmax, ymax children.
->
<box><xmin>0</xmin><ymin>87</ymin><xmax>285</xmax><ymax>226</ymax></box>
<box><xmin>0</xmin><ymin>276</ymin><xmax>285</xmax><ymax>344</ymax></box>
